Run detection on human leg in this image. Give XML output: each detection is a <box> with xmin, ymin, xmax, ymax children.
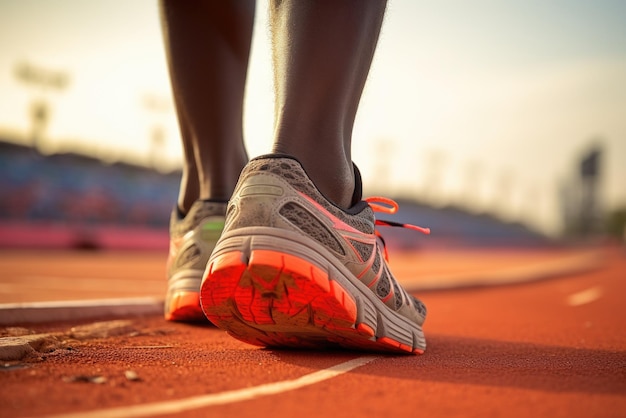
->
<box><xmin>160</xmin><ymin>0</ymin><xmax>253</xmax><ymax>210</ymax></box>
<box><xmin>160</xmin><ymin>0</ymin><xmax>255</xmax><ymax>321</ymax></box>
<box><xmin>270</xmin><ymin>0</ymin><xmax>387</xmax><ymax>209</ymax></box>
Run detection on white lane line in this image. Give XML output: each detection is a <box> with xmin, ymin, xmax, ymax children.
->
<box><xmin>0</xmin><ymin>298</ymin><xmax>163</xmax><ymax>325</ymax></box>
<box><xmin>46</xmin><ymin>356</ymin><xmax>378</xmax><ymax>418</ymax></box>
<box><xmin>0</xmin><ymin>297</ymin><xmax>162</xmax><ymax>310</ymax></box>
<box><xmin>567</xmin><ymin>286</ymin><xmax>603</xmax><ymax>307</ymax></box>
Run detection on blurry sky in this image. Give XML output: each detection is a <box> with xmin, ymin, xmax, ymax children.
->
<box><xmin>0</xmin><ymin>0</ymin><xmax>625</xmax><ymax>235</ymax></box>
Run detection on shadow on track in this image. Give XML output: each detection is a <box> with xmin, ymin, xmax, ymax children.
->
<box><xmin>267</xmin><ymin>334</ymin><xmax>626</xmax><ymax>396</ymax></box>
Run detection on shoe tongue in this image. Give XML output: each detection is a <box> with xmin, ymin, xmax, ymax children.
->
<box><xmin>351</xmin><ymin>163</ymin><xmax>364</xmax><ymax>205</ymax></box>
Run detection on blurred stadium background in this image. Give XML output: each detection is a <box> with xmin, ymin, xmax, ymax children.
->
<box><xmin>0</xmin><ymin>0</ymin><xmax>624</xmax><ymax>250</ymax></box>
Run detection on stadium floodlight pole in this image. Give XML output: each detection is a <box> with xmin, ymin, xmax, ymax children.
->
<box><xmin>14</xmin><ymin>61</ymin><xmax>69</xmax><ymax>153</ymax></box>
<box><xmin>142</xmin><ymin>93</ymin><xmax>172</xmax><ymax>171</ymax></box>
<box><xmin>579</xmin><ymin>144</ymin><xmax>603</xmax><ymax>237</ymax></box>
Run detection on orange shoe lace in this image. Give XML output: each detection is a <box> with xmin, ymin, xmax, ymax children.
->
<box><xmin>365</xmin><ymin>196</ymin><xmax>430</xmax><ymax>261</ymax></box>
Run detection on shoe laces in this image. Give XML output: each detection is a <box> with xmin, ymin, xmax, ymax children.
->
<box><xmin>365</xmin><ymin>196</ymin><xmax>430</xmax><ymax>261</ymax></box>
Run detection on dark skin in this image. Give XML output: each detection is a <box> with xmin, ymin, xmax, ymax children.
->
<box><xmin>160</xmin><ymin>0</ymin><xmax>253</xmax><ymax>210</ymax></box>
<box><xmin>160</xmin><ymin>0</ymin><xmax>387</xmax><ymax>211</ymax></box>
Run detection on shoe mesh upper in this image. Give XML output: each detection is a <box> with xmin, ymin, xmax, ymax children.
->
<box><xmin>279</xmin><ymin>202</ymin><xmax>345</xmax><ymax>255</ymax></box>
<box><xmin>376</xmin><ymin>268</ymin><xmax>391</xmax><ymax>298</ymax></box>
<box><xmin>168</xmin><ymin>200</ymin><xmax>227</xmax><ymax>274</ymax></box>
<box><xmin>239</xmin><ymin>158</ymin><xmax>375</xmax><ymax>235</ymax></box>
<box><xmin>347</xmin><ymin>239</ymin><xmax>374</xmax><ymax>262</ymax></box>
<box><xmin>170</xmin><ymin>201</ymin><xmax>227</xmax><ymax>240</ymax></box>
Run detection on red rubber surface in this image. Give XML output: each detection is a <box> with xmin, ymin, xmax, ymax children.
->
<box><xmin>1</xmin><ymin>246</ymin><xmax>624</xmax><ymax>417</ymax></box>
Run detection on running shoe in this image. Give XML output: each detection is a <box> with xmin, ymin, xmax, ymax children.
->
<box><xmin>200</xmin><ymin>155</ymin><xmax>429</xmax><ymax>353</ymax></box>
<box><xmin>165</xmin><ymin>200</ymin><xmax>226</xmax><ymax>322</ymax></box>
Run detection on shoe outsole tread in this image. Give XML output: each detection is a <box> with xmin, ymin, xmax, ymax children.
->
<box><xmin>201</xmin><ymin>247</ymin><xmax>424</xmax><ymax>354</ymax></box>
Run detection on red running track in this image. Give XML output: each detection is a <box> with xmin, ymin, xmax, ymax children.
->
<box><xmin>1</xmin><ymin>246</ymin><xmax>625</xmax><ymax>418</ymax></box>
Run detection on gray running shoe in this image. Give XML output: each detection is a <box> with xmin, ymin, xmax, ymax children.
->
<box><xmin>165</xmin><ymin>200</ymin><xmax>226</xmax><ymax>321</ymax></box>
<box><xmin>200</xmin><ymin>155</ymin><xmax>428</xmax><ymax>353</ymax></box>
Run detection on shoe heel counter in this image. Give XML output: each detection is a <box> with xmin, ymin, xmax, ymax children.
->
<box><xmin>226</xmin><ymin>173</ymin><xmax>289</xmax><ymax>229</ymax></box>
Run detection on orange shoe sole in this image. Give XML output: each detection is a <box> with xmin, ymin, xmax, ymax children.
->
<box><xmin>164</xmin><ymin>291</ymin><xmax>207</xmax><ymax>322</ymax></box>
<box><xmin>200</xmin><ymin>249</ymin><xmax>423</xmax><ymax>354</ymax></box>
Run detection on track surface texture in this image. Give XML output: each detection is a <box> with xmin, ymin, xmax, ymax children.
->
<box><xmin>1</xmin><ymin>246</ymin><xmax>625</xmax><ymax>418</ymax></box>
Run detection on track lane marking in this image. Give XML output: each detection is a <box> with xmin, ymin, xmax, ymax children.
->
<box><xmin>567</xmin><ymin>286</ymin><xmax>603</xmax><ymax>306</ymax></box>
<box><xmin>45</xmin><ymin>355</ymin><xmax>379</xmax><ymax>418</ymax></box>
<box><xmin>0</xmin><ymin>298</ymin><xmax>163</xmax><ymax>325</ymax></box>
